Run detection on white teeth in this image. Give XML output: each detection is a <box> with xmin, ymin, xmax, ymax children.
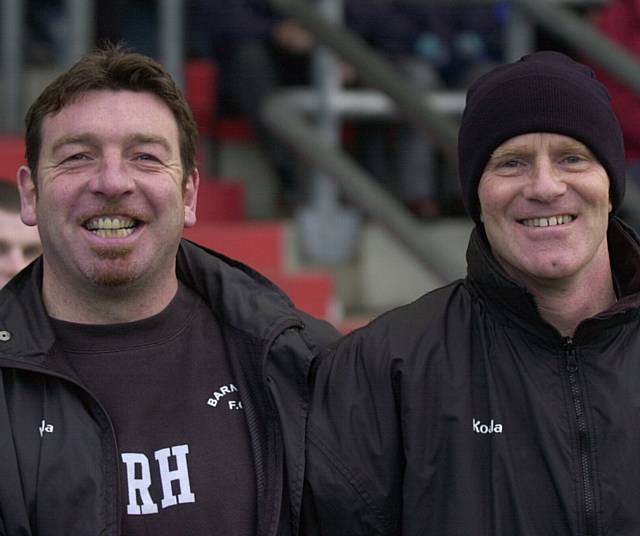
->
<box><xmin>93</xmin><ymin>228</ymin><xmax>135</xmax><ymax>238</ymax></box>
<box><xmin>521</xmin><ymin>215</ymin><xmax>574</xmax><ymax>228</ymax></box>
<box><xmin>84</xmin><ymin>216</ymin><xmax>137</xmax><ymax>237</ymax></box>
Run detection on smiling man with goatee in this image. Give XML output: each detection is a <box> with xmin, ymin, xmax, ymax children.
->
<box><xmin>0</xmin><ymin>44</ymin><xmax>338</xmax><ymax>536</ymax></box>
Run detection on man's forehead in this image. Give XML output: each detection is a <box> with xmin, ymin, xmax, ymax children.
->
<box><xmin>39</xmin><ymin>90</ymin><xmax>179</xmax><ymax>150</ymax></box>
<box><xmin>47</xmin><ymin>88</ymin><xmax>164</xmax><ymax>111</ymax></box>
<box><xmin>492</xmin><ymin>133</ymin><xmax>592</xmax><ymax>156</ymax></box>
<box><xmin>42</xmin><ymin>89</ymin><xmax>175</xmax><ymax>126</ymax></box>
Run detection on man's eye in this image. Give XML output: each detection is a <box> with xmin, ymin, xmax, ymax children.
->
<box><xmin>563</xmin><ymin>155</ymin><xmax>584</xmax><ymax>164</ymax></box>
<box><xmin>499</xmin><ymin>159</ymin><xmax>524</xmax><ymax>169</ymax></box>
<box><xmin>63</xmin><ymin>153</ymin><xmax>90</xmax><ymax>163</ymax></box>
<box><xmin>136</xmin><ymin>154</ymin><xmax>160</xmax><ymax>162</ymax></box>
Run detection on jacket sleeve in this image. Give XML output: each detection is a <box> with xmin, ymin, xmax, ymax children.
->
<box><xmin>302</xmin><ymin>326</ymin><xmax>404</xmax><ymax>536</ymax></box>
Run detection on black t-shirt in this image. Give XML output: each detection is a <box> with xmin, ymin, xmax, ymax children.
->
<box><xmin>50</xmin><ymin>283</ymin><xmax>257</xmax><ymax>535</ymax></box>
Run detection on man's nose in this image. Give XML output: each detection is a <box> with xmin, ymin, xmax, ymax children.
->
<box><xmin>89</xmin><ymin>154</ymin><xmax>135</xmax><ymax>197</ymax></box>
<box><xmin>524</xmin><ymin>160</ymin><xmax>567</xmax><ymax>201</ymax></box>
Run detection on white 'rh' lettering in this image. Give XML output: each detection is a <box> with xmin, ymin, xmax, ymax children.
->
<box><xmin>120</xmin><ymin>453</ymin><xmax>159</xmax><ymax>515</ymax></box>
<box><xmin>154</xmin><ymin>444</ymin><xmax>196</xmax><ymax>509</ymax></box>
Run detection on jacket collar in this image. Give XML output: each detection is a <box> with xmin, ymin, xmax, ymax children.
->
<box><xmin>466</xmin><ymin>217</ymin><xmax>640</xmax><ymax>340</ymax></box>
<box><xmin>0</xmin><ymin>239</ymin><xmax>305</xmax><ymax>366</ymax></box>
<box><xmin>176</xmin><ymin>239</ymin><xmax>304</xmax><ymax>341</ymax></box>
<box><xmin>0</xmin><ymin>258</ymin><xmax>55</xmax><ymax>364</ymax></box>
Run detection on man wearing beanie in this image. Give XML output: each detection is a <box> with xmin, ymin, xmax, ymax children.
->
<box><xmin>301</xmin><ymin>51</ymin><xmax>640</xmax><ymax>535</ymax></box>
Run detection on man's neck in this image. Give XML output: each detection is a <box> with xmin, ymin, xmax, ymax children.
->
<box><xmin>529</xmin><ymin>271</ymin><xmax>617</xmax><ymax>337</ymax></box>
<box><xmin>42</xmin><ymin>268</ymin><xmax>179</xmax><ymax>324</ymax></box>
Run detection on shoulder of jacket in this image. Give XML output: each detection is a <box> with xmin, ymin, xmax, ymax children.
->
<box><xmin>331</xmin><ymin>280</ymin><xmax>470</xmax><ymax>359</ymax></box>
<box><xmin>298</xmin><ymin>309</ymin><xmax>341</xmax><ymax>345</ymax></box>
<box><xmin>374</xmin><ymin>279</ymin><xmax>469</xmax><ymax>330</ymax></box>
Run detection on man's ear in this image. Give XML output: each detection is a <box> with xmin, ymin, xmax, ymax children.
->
<box><xmin>183</xmin><ymin>168</ymin><xmax>199</xmax><ymax>228</ymax></box>
<box><xmin>18</xmin><ymin>166</ymin><xmax>38</xmax><ymax>226</ymax></box>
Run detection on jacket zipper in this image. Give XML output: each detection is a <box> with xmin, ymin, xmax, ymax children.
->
<box><xmin>563</xmin><ymin>337</ymin><xmax>597</xmax><ymax>536</ymax></box>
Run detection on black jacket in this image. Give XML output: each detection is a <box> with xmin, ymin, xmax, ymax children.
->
<box><xmin>303</xmin><ymin>218</ymin><xmax>640</xmax><ymax>536</ymax></box>
<box><xmin>0</xmin><ymin>239</ymin><xmax>339</xmax><ymax>536</ymax></box>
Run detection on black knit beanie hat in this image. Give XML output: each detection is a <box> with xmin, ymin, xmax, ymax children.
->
<box><xmin>458</xmin><ymin>50</ymin><xmax>625</xmax><ymax>224</ymax></box>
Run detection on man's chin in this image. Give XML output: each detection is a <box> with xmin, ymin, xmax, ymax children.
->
<box><xmin>86</xmin><ymin>246</ymin><xmax>138</xmax><ymax>286</ymax></box>
<box><xmin>91</xmin><ymin>245</ymin><xmax>133</xmax><ymax>260</ymax></box>
<box><xmin>90</xmin><ymin>270</ymin><xmax>137</xmax><ymax>288</ymax></box>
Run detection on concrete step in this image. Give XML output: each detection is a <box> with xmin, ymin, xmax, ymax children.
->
<box><xmin>355</xmin><ymin>219</ymin><xmax>471</xmax><ymax>313</ymax></box>
<box><xmin>215</xmin><ymin>141</ymin><xmax>279</xmax><ymax>220</ymax></box>
<box><xmin>285</xmin><ymin>218</ymin><xmax>473</xmax><ymax>319</ymax></box>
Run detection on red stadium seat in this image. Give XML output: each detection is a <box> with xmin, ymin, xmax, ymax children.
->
<box><xmin>0</xmin><ymin>136</ymin><xmax>26</xmax><ymax>182</ymax></box>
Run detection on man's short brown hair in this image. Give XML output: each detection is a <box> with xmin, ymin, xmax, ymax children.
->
<box><xmin>24</xmin><ymin>44</ymin><xmax>199</xmax><ymax>185</ymax></box>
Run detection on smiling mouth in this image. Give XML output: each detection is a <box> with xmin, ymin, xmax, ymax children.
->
<box><xmin>519</xmin><ymin>214</ymin><xmax>575</xmax><ymax>228</ymax></box>
<box><xmin>83</xmin><ymin>216</ymin><xmax>139</xmax><ymax>238</ymax></box>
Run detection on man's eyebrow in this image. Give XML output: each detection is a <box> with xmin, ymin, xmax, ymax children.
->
<box><xmin>50</xmin><ymin>133</ymin><xmax>98</xmax><ymax>154</ymax></box>
<box><xmin>488</xmin><ymin>145</ymin><xmax>532</xmax><ymax>161</ymax></box>
<box><xmin>490</xmin><ymin>140</ymin><xmax>592</xmax><ymax>161</ymax></box>
<box><xmin>124</xmin><ymin>134</ymin><xmax>172</xmax><ymax>152</ymax></box>
<box><xmin>555</xmin><ymin>141</ymin><xmax>592</xmax><ymax>154</ymax></box>
<box><xmin>50</xmin><ymin>133</ymin><xmax>173</xmax><ymax>154</ymax></box>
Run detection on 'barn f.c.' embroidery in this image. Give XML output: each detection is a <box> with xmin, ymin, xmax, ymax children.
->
<box><xmin>207</xmin><ymin>383</ymin><xmax>243</xmax><ymax>410</ymax></box>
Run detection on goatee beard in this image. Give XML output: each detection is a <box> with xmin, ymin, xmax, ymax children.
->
<box><xmin>89</xmin><ymin>246</ymin><xmax>136</xmax><ymax>286</ymax></box>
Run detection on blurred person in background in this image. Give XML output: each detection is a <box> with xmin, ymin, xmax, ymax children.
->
<box><xmin>189</xmin><ymin>0</ymin><xmax>321</xmax><ymax>212</ymax></box>
<box><xmin>188</xmin><ymin>0</ymin><xmax>503</xmax><ymax>217</ymax></box>
<box><xmin>347</xmin><ymin>0</ymin><xmax>505</xmax><ymax>218</ymax></box>
<box><xmin>0</xmin><ymin>180</ymin><xmax>41</xmax><ymax>287</ymax></box>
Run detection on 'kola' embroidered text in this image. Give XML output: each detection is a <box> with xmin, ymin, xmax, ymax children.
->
<box><xmin>473</xmin><ymin>419</ymin><xmax>503</xmax><ymax>434</ymax></box>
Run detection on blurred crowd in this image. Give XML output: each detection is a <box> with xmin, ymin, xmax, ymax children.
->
<box><xmin>186</xmin><ymin>0</ymin><xmax>506</xmax><ymax>217</ymax></box>
<box><xmin>22</xmin><ymin>0</ymin><xmax>640</xmax><ymax>219</ymax></box>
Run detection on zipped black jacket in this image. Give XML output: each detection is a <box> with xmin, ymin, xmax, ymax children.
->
<box><xmin>303</xmin><ymin>218</ymin><xmax>640</xmax><ymax>536</ymax></box>
<box><xmin>0</xmin><ymin>239</ymin><xmax>339</xmax><ymax>536</ymax></box>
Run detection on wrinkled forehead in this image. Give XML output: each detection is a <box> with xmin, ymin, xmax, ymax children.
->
<box><xmin>39</xmin><ymin>90</ymin><xmax>181</xmax><ymax>155</ymax></box>
<box><xmin>488</xmin><ymin>132</ymin><xmax>597</xmax><ymax>160</ymax></box>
